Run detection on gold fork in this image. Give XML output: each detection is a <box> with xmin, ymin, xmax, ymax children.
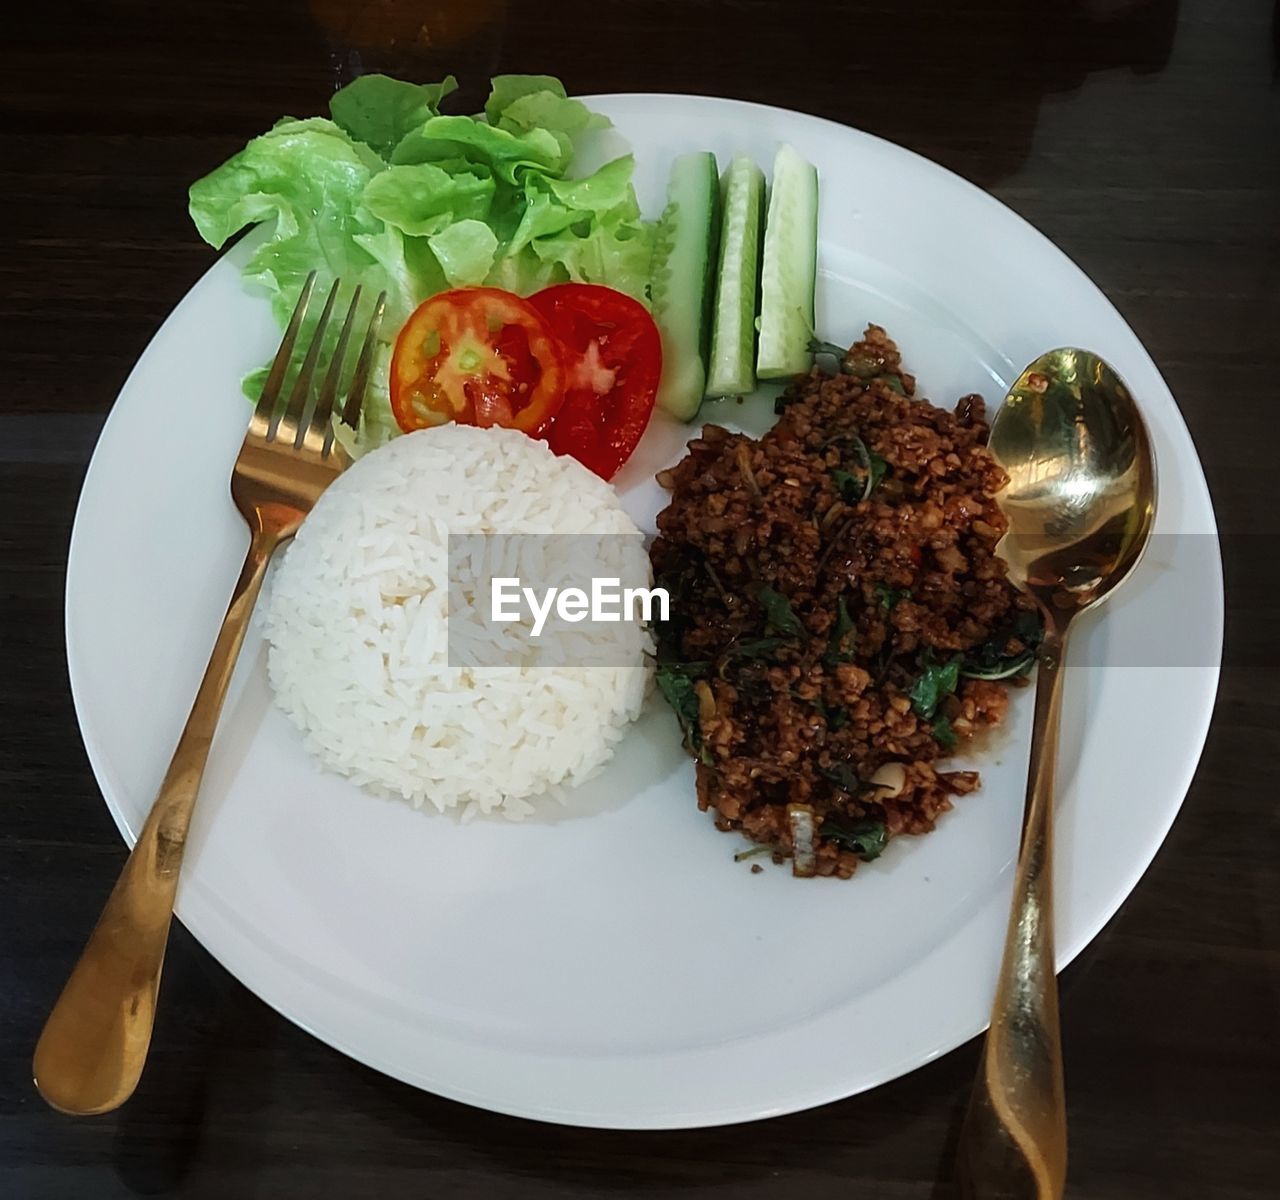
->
<box><xmin>33</xmin><ymin>274</ymin><xmax>385</xmax><ymax>1115</ymax></box>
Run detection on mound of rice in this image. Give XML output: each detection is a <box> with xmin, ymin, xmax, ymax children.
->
<box><xmin>263</xmin><ymin>425</ymin><xmax>652</xmax><ymax>821</ymax></box>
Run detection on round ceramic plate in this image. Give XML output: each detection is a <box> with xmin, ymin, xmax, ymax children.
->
<box><xmin>66</xmin><ymin>95</ymin><xmax>1222</xmax><ymax>1128</ymax></box>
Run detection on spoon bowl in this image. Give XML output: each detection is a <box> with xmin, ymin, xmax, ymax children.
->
<box><xmin>989</xmin><ymin>348</ymin><xmax>1156</xmax><ymax>616</ymax></box>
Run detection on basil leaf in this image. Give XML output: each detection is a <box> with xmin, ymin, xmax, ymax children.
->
<box><xmin>932</xmin><ymin>715</ymin><xmax>958</xmax><ymax>751</ymax></box>
<box><xmin>813</xmin><ymin>695</ymin><xmax>849</xmax><ymax>731</ymax></box>
<box><xmin>868</xmin><ymin>452</ymin><xmax>888</xmax><ymax>492</ymax></box>
<box><xmin>753</xmin><ymin>584</ymin><xmax>806</xmax><ymax>639</ymax></box>
<box><xmin>818</xmin><ymin>763</ymin><xmax>862</xmax><ymax>794</ymax></box>
<box><xmin>821</xmin><ymin>816</ymin><xmax>889</xmax><ymax>861</ymax></box>
<box><xmin>830</xmin><ymin>468</ymin><xmax>860</xmax><ymax>500</ymax></box>
<box><xmin>875</xmin><ymin>584</ymin><xmax>912</xmax><ymax>612</ymax></box>
<box><xmin>656</xmin><ymin>663</ymin><xmax>711</xmax><ymax>764</ymax></box>
<box><xmin>1012</xmin><ymin>607</ymin><xmax>1043</xmax><ymax>644</ymax></box>
<box><xmin>962</xmin><ymin>607</ymin><xmax>1044</xmax><ymax>677</ymax></box>
<box><xmin>908</xmin><ymin>653</ymin><xmax>963</xmax><ymax>719</ymax></box>
<box><xmin>825</xmin><ymin>596</ymin><xmax>857</xmax><ymax>667</ymax></box>
<box><xmin>808</xmin><ymin>337</ymin><xmax>849</xmax><ymax>364</ymax></box>
<box><xmin>830</xmin><ymin>447</ymin><xmax>887</xmax><ymax>502</ymax></box>
<box><xmin>961</xmin><ymin>651</ymin><xmax>1037</xmax><ymax>681</ymax></box>
<box><xmin>717</xmin><ymin>636</ymin><xmax>786</xmax><ymax>679</ymax></box>
<box><xmin>724</xmin><ymin>636</ymin><xmax>786</xmax><ymax>663</ymax></box>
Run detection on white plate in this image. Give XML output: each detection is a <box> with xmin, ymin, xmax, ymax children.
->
<box><xmin>66</xmin><ymin>95</ymin><xmax>1222</xmax><ymax>1128</ymax></box>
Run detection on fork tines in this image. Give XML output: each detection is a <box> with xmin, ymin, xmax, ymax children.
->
<box><xmin>251</xmin><ymin>272</ymin><xmax>386</xmax><ymax>458</ymax></box>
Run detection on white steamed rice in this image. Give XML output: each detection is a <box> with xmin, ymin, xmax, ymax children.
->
<box><xmin>263</xmin><ymin>425</ymin><xmax>652</xmax><ymax>821</ymax></box>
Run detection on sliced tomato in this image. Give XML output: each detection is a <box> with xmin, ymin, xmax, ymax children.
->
<box><xmin>528</xmin><ymin>284</ymin><xmax>662</xmax><ymax>480</ymax></box>
<box><xmin>390</xmin><ymin>288</ymin><xmax>566</xmax><ymax>435</ymax></box>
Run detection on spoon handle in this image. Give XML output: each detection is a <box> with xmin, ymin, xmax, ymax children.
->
<box><xmin>955</xmin><ymin>626</ymin><xmax>1069</xmax><ymax>1199</ymax></box>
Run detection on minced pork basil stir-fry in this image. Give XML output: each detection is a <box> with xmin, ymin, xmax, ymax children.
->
<box><xmin>650</xmin><ymin>326</ymin><xmax>1042</xmax><ymax>877</ymax></box>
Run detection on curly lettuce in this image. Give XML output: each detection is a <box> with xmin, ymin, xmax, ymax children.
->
<box><xmin>188</xmin><ymin>74</ymin><xmax>652</xmax><ymax>454</ymax></box>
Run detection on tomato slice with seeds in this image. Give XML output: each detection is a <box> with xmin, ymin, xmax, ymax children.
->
<box><xmin>528</xmin><ymin>284</ymin><xmax>662</xmax><ymax>480</ymax></box>
<box><xmin>390</xmin><ymin>288</ymin><xmax>566</xmax><ymax>435</ymax></box>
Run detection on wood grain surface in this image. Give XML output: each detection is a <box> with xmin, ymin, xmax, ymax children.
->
<box><xmin>3</xmin><ymin>1</ymin><xmax>1278</xmax><ymax>1197</ymax></box>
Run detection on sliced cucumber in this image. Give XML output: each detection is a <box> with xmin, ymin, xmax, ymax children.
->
<box><xmin>756</xmin><ymin>144</ymin><xmax>819</xmax><ymax>380</ymax></box>
<box><xmin>706</xmin><ymin>156</ymin><xmax>766</xmax><ymax>398</ymax></box>
<box><xmin>651</xmin><ymin>151</ymin><xmax>720</xmax><ymax>420</ymax></box>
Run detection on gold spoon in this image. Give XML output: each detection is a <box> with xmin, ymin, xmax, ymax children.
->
<box><xmin>954</xmin><ymin>349</ymin><xmax>1157</xmax><ymax>1199</ymax></box>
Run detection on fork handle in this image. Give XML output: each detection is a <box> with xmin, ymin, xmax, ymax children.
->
<box><xmin>33</xmin><ymin>530</ymin><xmax>277</xmax><ymax>1115</ymax></box>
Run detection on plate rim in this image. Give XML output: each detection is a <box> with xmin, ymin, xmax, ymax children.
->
<box><xmin>64</xmin><ymin>92</ymin><xmax>1224</xmax><ymax>1128</ymax></box>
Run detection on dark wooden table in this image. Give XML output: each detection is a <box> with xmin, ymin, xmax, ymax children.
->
<box><xmin>4</xmin><ymin>1</ymin><xmax>1279</xmax><ymax>1196</ymax></box>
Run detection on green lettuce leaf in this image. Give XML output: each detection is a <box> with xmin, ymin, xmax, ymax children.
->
<box><xmin>331</xmin><ymin>342</ymin><xmax>398</xmax><ymax>460</ymax></box>
<box><xmin>351</xmin><ymin>224</ymin><xmax>438</xmax><ymax>327</ymax></box>
<box><xmin>547</xmin><ymin>155</ymin><xmax>637</xmax><ymax>213</ymax></box>
<box><xmin>484</xmin><ymin>244</ymin><xmax>564</xmax><ymax>294</ymax></box>
<box><xmin>189</xmin><ymin>116</ymin><xmax>419</xmax><ymax>328</ymax></box>
<box><xmin>428</xmin><ymin>219</ymin><xmax>500</xmax><ymax>286</ymax></box>
<box><xmin>362</xmin><ymin>162</ymin><xmax>496</xmax><ymax>235</ymax></box>
<box><xmin>485</xmin><ymin>74</ymin><xmax>610</xmax><ymax>164</ymax></box>
<box><xmin>505</xmin><ymin>177</ymin><xmax>583</xmax><ymax>255</ymax></box>
<box><xmin>189</xmin><ymin>117</ymin><xmax>376</xmax><ymax>251</ymax></box>
<box><xmin>504</xmin><ymin>157</ymin><xmax>652</xmax><ymax>297</ymax></box>
<box><xmin>484</xmin><ymin>74</ymin><xmax>567</xmax><ymax>124</ymax></box>
<box><xmin>528</xmin><ymin>199</ymin><xmax>653</xmax><ymax>298</ymax></box>
<box><xmin>392</xmin><ymin>115</ymin><xmax>567</xmax><ymax>180</ymax></box>
<box><xmin>329</xmin><ymin>74</ymin><xmax>458</xmax><ymax>158</ymax></box>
